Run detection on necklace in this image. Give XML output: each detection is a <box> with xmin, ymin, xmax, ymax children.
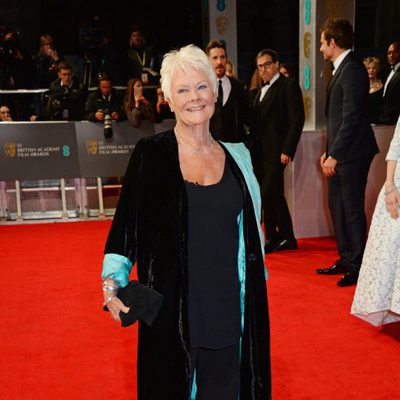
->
<box><xmin>175</xmin><ymin>129</ymin><xmax>215</xmax><ymax>155</ymax></box>
<box><xmin>369</xmin><ymin>79</ymin><xmax>382</xmax><ymax>93</ymax></box>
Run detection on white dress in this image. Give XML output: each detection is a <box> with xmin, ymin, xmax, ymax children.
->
<box><xmin>351</xmin><ymin>118</ymin><xmax>400</xmax><ymax>326</ymax></box>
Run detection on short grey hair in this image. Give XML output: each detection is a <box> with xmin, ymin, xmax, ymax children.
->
<box><xmin>160</xmin><ymin>44</ymin><xmax>217</xmax><ymax>101</ymax></box>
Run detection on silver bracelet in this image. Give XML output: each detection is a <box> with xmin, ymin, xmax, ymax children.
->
<box><xmin>102</xmin><ymin>279</ymin><xmax>119</xmax><ymax>292</ymax></box>
<box><xmin>384</xmin><ymin>186</ymin><xmax>397</xmax><ymax>196</ymax></box>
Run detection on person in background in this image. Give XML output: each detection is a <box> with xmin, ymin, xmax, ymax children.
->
<box><xmin>154</xmin><ymin>86</ymin><xmax>174</xmax><ymax>123</ymax></box>
<box><xmin>85</xmin><ymin>73</ymin><xmax>123</xmax><ymax>122</ymax></box>
<box><xmin>351</xmin><ymin>115</ymin><xmax>400</xmax><ymax>325</ymax></box>
<box><xmin>364</xmin><ymin>56</ymin><xmax>383</xmax><ymax>124</ymax></box>
<box><xmin>225</xmin><ymin>59</ymin><xmax>237</xmax><ymax>79</ymax></box>
<box><xmin>380</xmin><ymin>42</ymin><xmax>400</xmax><ymax>125</ymax></box>
<box><xmin>249</xmin><ymin>68</ymin><xmax>262</xmax><ymax>91</ymax></box>
<box><xmin>0</xmin><ymin>104</ymin><xmax>12</xmax><ymax>121</ymax></box>
<box><xmin>279</xmin><ymin>63</ymin><xmax>293</xmax><ymax>79</ymax></box>
<box><xmin>33</xmin><ymin>34</ymin><xmax>63</xmax><ymax>88</ymax></box>
<box><xmin>248</xmin><ymin>48</ymin><xmax>305</xmax><ymax>253</ymax></box>
<box><xmin>31</xmin><ymin>61</ymin><xmax>87</xmax><ymax>121</ymax></box>
<box><xmin>316</xmin><ymin>18</ymin><xmax>379</xmax><ymax>287</ymax></box>
<box><xmin>126</xmin><ymin>26</ymin><xmax>158</xmax><ymax>84</ymax></box>
<box><xmin>123</xmin><ymin>78</ymin><xmax>155</xmax><ymax>127</ymax></box>
<box><xmin>206</xmin><ymin>40</ymin><xmax>247</xmax><ymax>142</ymax></box>
<box><xmin>101</xmin><ymin>44</ymin><xmax>271</xmax><ymax>400</ymax></box>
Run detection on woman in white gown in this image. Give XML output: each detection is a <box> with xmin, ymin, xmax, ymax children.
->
<box><xmin>351</xmin><ymin>116</ymin><xmax>400</xmax><ymax>326</ymax></box>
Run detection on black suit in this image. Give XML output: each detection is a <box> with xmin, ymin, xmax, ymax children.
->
<box><xmin>380</xmin><ymin>67</ymin><xmax>400</xmax><ymax>125</ymax></box>
<box><xmin>325</xmin><ymin>52</ymin><xmax>379</xmax><ymax>271</ymax></box>
<box><xmin>248</xmin><ymin>74</ymin><xmax>304</xmax><ymax>242</ymax></box>
<box><xmin>210</xmin><ymin>76</ymin><xmax>247</xmax><ymax>142</ymax></box>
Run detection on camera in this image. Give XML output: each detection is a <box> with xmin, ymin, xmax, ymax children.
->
<box><xmin>46</xmin><ymin>90</ymin><xmax>69</xmax><ymax>120</ymax></box>
<box><xmin>102</xmin><ymin>108</ymin><xmax>113</xmax><ymax>139</ymax></box>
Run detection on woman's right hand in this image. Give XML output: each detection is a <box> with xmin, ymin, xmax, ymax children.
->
<box><xmin>385</xmin><ymin>188</ymin><xmax>400</xmax><ymax>219</ymax></box>
<box><xmin>104</xmin><ymin>296</ymin><xmax>130</xmax><ymax>322</ymax></box>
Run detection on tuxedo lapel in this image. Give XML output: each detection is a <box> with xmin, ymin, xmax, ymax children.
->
<box><xmin>325</xmin><ymin>52</ymin><xmax>353</xmax><ymax>115</ymax></box>
<box><xmin>258</xmin><ymin>78</ymin><xmax>281</xmax><ymax>118</ymax></box>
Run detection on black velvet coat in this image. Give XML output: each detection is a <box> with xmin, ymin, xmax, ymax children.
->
<box><xmin>105</xmin><ymin>130</ymin><xmax>271</xmax><ymax>399</ymax></box>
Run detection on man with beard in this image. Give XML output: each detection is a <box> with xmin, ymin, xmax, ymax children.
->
<box><xmin>316</xmin><ymin>18</ymin><xmax>379</xmax><ymax>286</ymax></box>
<box><xmin>206</xmin><ymin>40</ymin><xmax>247</xmax><ymax>142</ymax></box>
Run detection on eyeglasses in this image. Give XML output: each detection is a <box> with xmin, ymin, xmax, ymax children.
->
<box><xmin>257</xmin><ymin>61</ymin><xmax>275</xmax><ymax>70</ymax></box>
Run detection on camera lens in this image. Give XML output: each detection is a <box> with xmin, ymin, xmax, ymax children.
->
<box><xmin>104</xmin><ymin>113</ymin><xmax>113</xmax><ymax>138</ymax></box>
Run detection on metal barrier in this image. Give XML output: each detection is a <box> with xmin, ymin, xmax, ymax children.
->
<box><xmin>0</xmin><ymin>119</ymin><xmax>175</xmax><ymax>222</ymax></box>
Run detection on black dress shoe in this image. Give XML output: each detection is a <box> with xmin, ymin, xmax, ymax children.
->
<box><xmin>337</xmin><ymin>271</ymin><xmax>359</xmax><ymax>287</ymax></box>
<box><xmin>264</xmin><ymin>239</ymin><xmax>279</xmax><ymax>253</ymax></box>
<box><xmin>274</xmin><ymin>239</ymin><xmax>298</xmax><ymax>252</ymax></box>
<box><xmin>315</xmin><ymin>264</ymin><xmax>347</xmax><ymax>275</ymax></box>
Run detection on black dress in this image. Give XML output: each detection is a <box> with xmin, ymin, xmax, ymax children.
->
<box><xmin>185</xmin><ymin>159</ymin><xmax>243</xmax><ymax>349</ymax></box>
<box><xmin>367</xmin><ymin>87</ymin><xmax>383</xmax><ymax>124</ymax></box>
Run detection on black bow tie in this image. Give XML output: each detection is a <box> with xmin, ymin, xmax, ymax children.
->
<box><xmin>261</xmin><ymin>81</ymin><xmax>270</xmax><ymax>87</ymax></box>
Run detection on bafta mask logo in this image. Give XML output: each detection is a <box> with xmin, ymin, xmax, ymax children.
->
<box><xmin>303</xmin><ymin>96</ymin><xmax>312</xmax><ymax>121</ymax></box>
<box><xmin>86</xmin><ymin>140</ymin><xmax>98</xmax><ymax>155</ymax></box>
<box><xmin>303</xmin><ymin>32</ymin><xmax>311</xmax><ymax>58</ymax></box>
<box><xmin>4</xmin><ymin>142</ymin><xmax>16</xmax><ymax>157</ymax></box>
<box><xmin>216</xmin><ymin>16</ymin><xmax>229</xmax><ymax>34</ymax></box>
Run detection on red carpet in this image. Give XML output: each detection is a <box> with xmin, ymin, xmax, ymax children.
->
<box><xmin>0</xmin><ymin>221</ymin><xmax>399</xmax><ymax>399</ymax></box>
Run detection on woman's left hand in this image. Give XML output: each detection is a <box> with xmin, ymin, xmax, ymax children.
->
<box><xmin>385</xmin><ymin>189</ymin><xmax>400</xmax><ymax>219</ymax></box>
<box><xmin>103</xmin><ymin>296</ymin><xmax>130</xmax><ymax>322</ymax></box>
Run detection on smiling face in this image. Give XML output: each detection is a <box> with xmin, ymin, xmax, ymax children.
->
<box><xmin>167</xmin><ymin>67</ymin><xmax>215</xmax><ymax>128</ymax></box>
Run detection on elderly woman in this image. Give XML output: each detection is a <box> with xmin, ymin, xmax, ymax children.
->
<box><xmin>102</xmin><ymin>45</ymin><xmax>271</xmax><ymax>399</ymax></box>
<box><xmin>364</xmin><ymin>56</ymin><xmax>383</xmax><ymax>124</ymax></box>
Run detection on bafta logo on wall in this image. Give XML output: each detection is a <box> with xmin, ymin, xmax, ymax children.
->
<box><xmin>216</xmin><ymin>16</ymin><xmax>229</xmax><ymax>34</ymax></box>
<box><xmin>4</xmin><ymin>143</ymin><xmax>16</xmax><ymax>157</ymax></box>
<box><xmin>86</xmin><ymin>140</ymin><xmax>98</xmax><ymax>155</ymax></box>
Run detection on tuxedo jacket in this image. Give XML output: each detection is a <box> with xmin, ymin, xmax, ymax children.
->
<box><xmin>210</xmin><ymin>76</ymin><xmax>247</xmax><ymax>142</ymax></box>
<box><xmin>248</xmin><ymin>74</ymin><xmax>305</xmax><ymax>162</ymax></box>
<box><xmin>325</xmin><ymin>52</ymin><xmax>379</xmax><ymax>162</ymax></box>
<box><xmin>380</xmin><ymin>68</ymin><xmax>400</xmax><ymax>125</ymax></box>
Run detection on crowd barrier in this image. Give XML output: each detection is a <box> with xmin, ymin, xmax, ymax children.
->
<box><xmin>0</xmin><ymin>119</ymin><xmax>175</xmax><ymax>221</ymax></box>
<box><xmin>0</xmin><ymin>121</ymin><xmax>396</xmax><ymax>238</ymax></box>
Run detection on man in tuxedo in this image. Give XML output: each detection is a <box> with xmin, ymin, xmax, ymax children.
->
<box><xmin>380</xmin><ymin>42</ymin><xmax>400</xmax><ymax>125</ymax></box>
<box><xmin>316</xmin><ymin>18</ymin><xmax>379</xmax><ymax>286</ymax></box>
<box><xmin>248</xmin><ymin>49</ymin><xmax>304</xmax><ymax>253</ymax></box>
<box><xmin>206</xmin><ymin>40</ymin><xmax>247</xmax><ymax>142</ymax></box>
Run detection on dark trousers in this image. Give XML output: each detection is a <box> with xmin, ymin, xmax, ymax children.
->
<box><xmin>190</xmin><ymin>343</ymin><xmax>240</xmax><ymax>400</ymax></box>
<box><xmin>261</xmin><ymin>162</ymin><xmax>295</xmax><ymax>242</ymax></box>
<box><xmin>328</xmin><ymin>156</ymin><xmax>374</xmax><ymax>271</ymax></box>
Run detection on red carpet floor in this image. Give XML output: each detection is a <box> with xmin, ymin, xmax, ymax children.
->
<box><xmin>1</xmin><ymin>221</ymin><xmax>399</xmax><ymax>399</ymax></box>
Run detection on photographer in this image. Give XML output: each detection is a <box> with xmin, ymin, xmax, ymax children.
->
<box><xmin>32</xmin><ymin>61</ymin><xmax>87</xmax><ymax>121</ymax></box>
<box><xmin>85</xmin><ymin>73</ymin><xmax>123</xmax><ymax>122</ymax></box>
<box><xmin>0</xmin><ymin>26</ymin><xmax>33</xmax><ymax>120</ymax></box>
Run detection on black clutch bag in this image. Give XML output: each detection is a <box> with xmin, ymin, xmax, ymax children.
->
<box><xmin>103</xmin><ymin>280</ymin><xmax>163</xmax><ymax>327</ymax></box>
